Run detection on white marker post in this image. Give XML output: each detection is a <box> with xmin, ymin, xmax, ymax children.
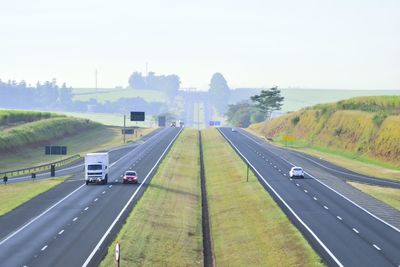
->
<box><xmin>115</xmin><ymin>241</ymin><xmax>120</xmax><ymax>267</ymax></box>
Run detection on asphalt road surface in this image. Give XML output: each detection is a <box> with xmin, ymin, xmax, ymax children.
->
<box><xmin>0</xmin><ymin>127</ymin><xmax>182</xmax><ymax>267</ymax></box>
<box><xmin>219</xmin><ymin>127</ymin><xmax>400</xmax><ymax>267</ymax></box>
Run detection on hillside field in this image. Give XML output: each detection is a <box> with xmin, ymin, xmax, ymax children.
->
<box><xmin>72</xmin><ymin>88</ymin><xmax>166</xmax><ymax>103</ymax></box>
<box><xmin>250</xmin><ymin>96</ymin><xmax>400</xmax><ymax>174</ymax></box>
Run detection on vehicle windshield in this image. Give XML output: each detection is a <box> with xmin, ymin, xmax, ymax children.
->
<box><xmin>126</xmin><ymin>172</ymin><xmax>136</xmax><ymax>176</ymax></box>
<box><xmin>294</xmin><ymin>168</ymin><xmax>303</xmax><ymax>171</ymax></box>
<box><xmin>88</xmin><ymin>164</ymin><xmax>102</xmax><ymax>170</ymax></box>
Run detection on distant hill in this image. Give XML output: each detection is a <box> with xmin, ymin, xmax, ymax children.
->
<box><xmin>249</xmin><ymin>96</ymin><xmax>400</xmax><ymax>166</ymax></box>
<box><xmin>231</xmin><ymin>88</ymin><xmax>400</xmax><ymax>112</ymax></box>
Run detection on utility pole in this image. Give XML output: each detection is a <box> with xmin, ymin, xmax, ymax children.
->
<box><xmin>123</xmin><ymin>115</ymin><xmax>126</xmax><ymax>144</ymax></box>
<box><xmin>95</xmin><ymin>69</ymin><xmax>98</xmax><ymax>102</ymax></box>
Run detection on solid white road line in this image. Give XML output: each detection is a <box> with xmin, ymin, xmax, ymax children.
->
<box><xmin>83</xmin><ymin>128</ymin><xmax>183</xmax><ymax>267</ymax></box>
<box><xmin>0</xmin><ymin>183</ymin><xmax>85</xmax><ymax>246</ymax></box>
<box><xmin>352</xmin><ymin>228</ymin><xmax>359</xmax><ymax>234</ymax></box>
<box><xmin>41</xmin><ymin>245</ymin><xmax>48</xmax><ymax>251</ymax></box>
<box><xmin>220</xmin><ymin>129</ymin><xmax>344</xmax><ymax>267</ymax></box>
<box><xmin>238</xmin><ymin>130</ymin><xmax>400</xmax><ymax>234</ymax></box>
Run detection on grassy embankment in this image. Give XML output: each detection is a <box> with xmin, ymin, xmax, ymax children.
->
<box><xmin>348</xmin><ymin>182</ymin><xmax>400</xmax><ymax>212</ymax></box>
<box><xmin>0</xmin><ymin>176</ymin><xmax>69</xmax><ymax>216</ymax></box>
<box><xmin>202</xmin><ymin>128</ymin><xmax>323</xmax><ymax>266</ymax></box>
<box><xmin>249</xmin><ymin>96</ymin><xmax>400</xmax><ymax>181</ymax></box>
<box><xmin>0</xmin><ymin>110</ymin><xmax>155</xmax><ymax>171</ymax></box>
<box><xmin>100</xmin><ymin>129</ymin><xmax>203</xmax><ymax>266</ymax></box>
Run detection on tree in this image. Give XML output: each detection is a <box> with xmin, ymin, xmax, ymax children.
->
<box><xmin>209</xmin><ymin>73</ymin><xmax>230</xmax><ymax>113</ymax></box>
<box><xmin>128</xmin><ymin>72</ymin><xmax>146</xmax><ymax>89</ymax></box>
<box><xmin>164</xmin><ymin>74</ymin><xmax>180</xmax><ymax>99</ymax></box>
<box><xmin>225</xmin><ymin>101</ymin><xmax>264</xmax><ymax>128</ymax></box>
<box><xmin>59</xmin><ymin>83</ymin><xmax>73</xmax><ymax>108</ymax></box>
<box><xmin>250</xmin><ymin>86</ymin><xmax>284</xmax><ymax>120</ymax></box>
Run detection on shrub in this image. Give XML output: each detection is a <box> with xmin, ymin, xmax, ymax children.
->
<box><xmin>334</xmin><ymin>127</ymin><xmax>343</xmax><ymax>136</ymax></box>
<box><xmin>372</xmin><ymin>112</ymin><xmax>388</xmax><ymax>127</ymax></box>
<box><xmin>291</xmin><ymin>116</ymin><xmax>300</xmax><ymax>126</ymax></box>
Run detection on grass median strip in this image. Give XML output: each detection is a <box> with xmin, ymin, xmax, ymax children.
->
<box><xmin>100</xmin><ymin>129</ymin><xmax>203</xmax><ymax>266</ymax></box>
<box><xmin>0</xmin><ymin>176</ymin><xmax>69</xmax><ymax>216</ymax></box>
<box><xmin>203</xmin><ymin>128</ymin><xmax>323</xmax><ymax>266</ymax></box>
<box><xmin>348</xmin><ymin>182</ymin><xmax>400</xmax><ymax>211</ymax></box>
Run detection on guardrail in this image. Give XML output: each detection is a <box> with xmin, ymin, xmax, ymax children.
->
<box><xmin>0</xmin><ymin>154</ymin><xmax>81</xmax><ymax>178</ymax></box>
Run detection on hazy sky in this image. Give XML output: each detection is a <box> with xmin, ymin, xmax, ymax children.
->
<box><xmin>0</xmin><ymin>0</ymin><xmax>399</xmax><ymax>89</ymax></box>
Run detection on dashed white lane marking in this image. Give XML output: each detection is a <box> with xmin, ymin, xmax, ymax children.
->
<box><xmin>94</xmin><ymin>198</ymin><xmax>98</xmax><ymax>202</ymax></box>
<box><xmin>337</xmin><ymin>216</ymin><xmax>342</xmax><ymax>221</ymax></box>
<box><xmin>109</xmin><ymin>185</ymin><xmax>112</xmax><ymax>188</ymax></box>
<box><xmin>84</xmin><ymin>207</ymin><xmax>89</xmax><ymax>211</ymax></box>
<box><xmin>285</xmin><ymin>174</ymin><xmax>288</xmax><ymax>177</ymax></box>
<box><xmin>324</xmin><ymin>206</ymin><xmax>329</xmax><ymax>210</ymax></box>
<box><xmin>120</xmin><ymin>175</ymin><xmax>123</xmax><ymax>177</ymax></box>
<box><xmin>41</xmin><ymin>245</ymin><xmax>48</xmax><ymax>251</ymax></box>
<box><xmin>352</xmin><ymin>228</ymin><xmax>359</xmax><ymax>234</ymax></box>
<box><xmin>296</xmin><ymin>183</ymin><xmax>300</xmax><ymax>186</ymax></box>
<box><xmin>373</xmin><ymin>244</ymin><xmax>381</xmax><ymax>251</ymax></box>
<box><xmin>313</xmin><ymin>197</ymin><xmax>318</xmax><ymax>200</ymax></box>
<box><xmin>73</xmin><ymin>217</ymin><xmax>78</xmax><ymax>222</ymax></box>
<box><xmin>278</xmin><ymin>169</ymin><xmax>281</xmax><ymax>172</ymax></box>
<box><xmin>270</xmin><ymin>162</ymin><xmax>272</xmax><ymax>165</ymax></box>
<box><xmin>58</xmin><ymin>230</ymin><xmax>64</xmax><ymax>235</ymax></box>
<box><xmin>304</xmin><ymin>190</ymin><xmax>308</xmax><ymax>193</ymax></box>
<box><xmin>274</xmin><ymin>166</ymin><xmax>277</xmax><ymax>168</ymax></box>
<box><xmin>102</xmin><ymin>191</ymin><xmax>106</xmax><ymax>194</ymax></box>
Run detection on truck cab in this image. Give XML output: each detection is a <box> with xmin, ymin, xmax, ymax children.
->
<box><xmin>85</xmin><ymin>152</ymin><xmax>109</xmax><ymax>185</ymax></box>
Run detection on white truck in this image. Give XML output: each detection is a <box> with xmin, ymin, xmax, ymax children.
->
<box><xmin>85</xmin><ymin>152</ymin><xmax>109</xmax><ymax>185</ymax></box>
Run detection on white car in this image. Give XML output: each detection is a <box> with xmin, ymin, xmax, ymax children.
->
<box><xmin>289</xmin><ymin>167</ymin><xmax>304</xmax><ymax>178</ymax></box>
<box><xmin>231</xmin><ymin>128</ymin><xmax>236</xmax><ymax>132</ymax></box>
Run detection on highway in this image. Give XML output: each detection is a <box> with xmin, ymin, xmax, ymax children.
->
<box><xmin>219</xmin><ymin>127</ymin><xmax>400</xmax><ymax>267</ymax></box>
<box><xmin>0</xmin><ymin>127</ymin><xmax>182</xmax><ymax>267</ymax></box>
<box><xmin>6</xmin><ymin>128</ymin><xmax>165</xmax><ymax>184</ymax></box>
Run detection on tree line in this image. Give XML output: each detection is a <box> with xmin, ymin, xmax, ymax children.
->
<box><xmin>0</xmin><ymin>79</ymin><xmax>73</xmax><ymax>110</ymax></box>
<box><xmin>0</xmin><ymin>78</ymin><xmax>166</xmax><ymax>115</ymax></box>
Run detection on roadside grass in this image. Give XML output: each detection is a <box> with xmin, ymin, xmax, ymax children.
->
<box><xmin>245</xmin><ymin>128</ymin><xmax>400</xmax><ymax>182</ymax></box>
<box><xmin>0</xmin><ymin>176</ymin><xmax>69</xmax><ymax>216</ymax></box>
<box><xmin>72</xmin><ymin>88</ymin><xmax>166</xmax><ymax>103</ymax></box>
<box><xmin>100</xmin><ymin>129</ymin><xmax>203</xmax><ymax>266</ymax></box>
<box><xmin>202</xmin><ymin>128</ymin><xmax>324</xmax><ymax>267</ymax></box>
<box><xmin>0</xmin><ymin>125</ymin><xmax>155</xmax><ymax>172</ymax></box>
<box><xmin>348</xmin><ymin>182</ymin><xmax>400</xmax><ymax>212</ymax></box>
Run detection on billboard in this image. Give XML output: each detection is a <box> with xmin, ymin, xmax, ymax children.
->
<box><xmin>45</xmin><ymin>146</ymin><xmax>67</xmax><ymax>155</ymax></box>
<box><xmin>130</xmin><ymin>111</ymin><xmax>145</xmax><ymax>121</ymax></box>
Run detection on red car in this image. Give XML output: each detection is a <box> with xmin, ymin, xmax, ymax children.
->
<box><xmin>123</xmin><ymin>171</ymin><xmax>138</xmax><ymax>184</ymax></box>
